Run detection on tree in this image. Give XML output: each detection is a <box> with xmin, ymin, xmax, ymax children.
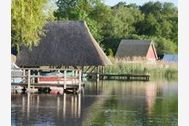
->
<box><xmin>102</xmin><ymin>4</ymin><xmax>144</xmax><ymax>39</ymax></box>
<box><xmin>136</xmin><ymin>1</ymin><xmax>178</xmax><ymax>52</ymax></box>
<box><xmin>54</xmin><ymin>0</ymin><xmax>178</xmax><ymax>56</ymax></box>
<box><xmin>151</xmin><ymin>37</ymin><xmax>177</xmax><ymax>55</ymax></box>
<box><xmin>136</xmin><ymin>13</ymin><xmax>161</xmax><ymax>36</ymax></box>
<box><xmin>11</xmin><ymin>0</ymin><xmax>54</xmax><ymax>50</ymax></box>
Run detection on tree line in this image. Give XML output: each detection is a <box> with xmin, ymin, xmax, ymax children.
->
<box><xmin>12</xmin><ymin>0</ymin><xmax>178</xmax><ymax>56</ymax></box>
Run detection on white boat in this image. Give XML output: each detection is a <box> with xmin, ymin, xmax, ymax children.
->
<box><xmin>11</xmin><ymin>63</ymin><xmax>24</xmax><ymax>83</ymax></box>
<box><xmin>26</xmin><ymin>88</ymin><xmax>38</xmax><ymax>93</ymax></box>
<box><xmin>11</xmin><ymin>86</ymin><xmax>23</xmax><ymax>93</ymax></box>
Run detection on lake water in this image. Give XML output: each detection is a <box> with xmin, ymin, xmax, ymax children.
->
<box><xmin>11</xmin><ymin>80</ymin><xmax>178</xmax><ymax>126</ymax></box>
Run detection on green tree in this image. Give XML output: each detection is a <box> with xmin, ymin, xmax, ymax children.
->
<box><xmin>54</xmin><ymin>0</ymin><xmax>178</xmax><ymax>56</ymax></box>
<box><xmin>101</xmin><ymin>4</ymin><xmax>144</xmax><ymax>55</ymax></box>
<box><xmin>11</xmin><ymin>0</ymin><xmax>54</xmax><ymax>49</ymax></box>
<box><xmin>136</xmin><ymin>13</ymin><xmax>161</xmax><ymax>36</ymax></box>
<box><xmin>102</xmin><ymin>4</ymin><xmax>144</xmax><ymax>39</ymax></box>
<box><xmin>150</xmin><ymin>37</ymin><xmax>177</xmax><ymax>55</ymax></box>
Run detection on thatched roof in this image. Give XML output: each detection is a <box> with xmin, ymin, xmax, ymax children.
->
<box><xmin>16</xmin><ymin>21</ymin><xmax>111</xmax><ymax>66</ymax></box>
<box><xmin>115</xmin><ymin>40</ymin><xmax>157</xmax><ymax>58</ymax></box>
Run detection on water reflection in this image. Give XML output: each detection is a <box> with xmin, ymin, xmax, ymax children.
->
<box><xmin>12</xmin><ymin>92</ymin><xmax>82</xmax><ymax>125</ymax></box>
<box><xmin>83</xmin><ymin>81</ymin><xmax>177</xmax><ymax>126</ymax></box>
<box><xmin>27</xmin><ymin>93</ymin><xmax>30</xmax><ymax>119</ymax></box>
<box><xmin>12</xmin><ymin>80</ymin><xmax>177</xmax><ymax>126</ymax></box>
<box><xmin>145</xmin><ymin>83</ymin><xmax>157</xmax><ymax>115</ymax></box>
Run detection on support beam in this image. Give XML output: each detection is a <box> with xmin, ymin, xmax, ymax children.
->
<box><xmin>96</xmin><ymin>66</ymin><xmax>99</xmax><ymax>82</ymax></box>
<box><xmin>78</xmin><ymin>70</ymin><xmax>82</xmax><ymax>93</ymax></box>
<box><xmin>89</xmin><ymin>66</ymin><xmax>96</xmax><ymax>73</ymax></box>
<box><xmin>27</xmin><ymin>70</ymin><xmax>31</xmax><ymax>92</ymax></box>
<box><xmin>64</xmin><ymin>70</ymin><xmax>67</xmax><ymax>90</ymax></box>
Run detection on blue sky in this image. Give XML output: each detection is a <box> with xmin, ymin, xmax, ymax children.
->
<box><xmin>104</xmin><ymin>0</ymin><xmax>178</xmax><ymax>6</ymax></box>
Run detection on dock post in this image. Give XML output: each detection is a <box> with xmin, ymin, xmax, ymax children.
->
<box><xmin>102</xmin><ymin>66</ymin><xmax>104</xmax><ymax>80</ymax></box>
<box><xmin>23</xmin><ymin>69</ymin><xmax>26</xmax><ymax>82</ymax></box>
<box><xmin>27</xmin><ymin>70</ymin><xmax>31</xmax><ymax>92</ymax></box>
<box><xmin>96</xmin><ymin>66</ymin><xmax>99</xmax><ymax>82</ymax></box>
<box><xmin>78</xmin><ymin>70</ymin><xmax>82</xmax><ymax>92</ymax></box>
<box><xmin>64</xmin><ymin>70</ymin><xmax>67</xmax><ymax>90</ymax></box>
<box><xmin>76</xmin><ymin>70</ymin><xmax>78</xmax><ymax>77</ymax></box>
<box><xmin>37</xmin><ymin>71</ymin><xmax>40</xmax><ymax>83</ymax></box>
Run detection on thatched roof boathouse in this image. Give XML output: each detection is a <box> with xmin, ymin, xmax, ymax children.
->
<box><xmin>16</xmin><ymin>21</ymin><xmax>111</xmax><ymax>67</ymax></box>
<box><xmin>115</xmin><ymin>40</ymin><xmax>158</xmax><ymax>61</ymax></box>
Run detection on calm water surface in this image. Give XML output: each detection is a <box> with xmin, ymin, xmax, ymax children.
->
<box><xmin>11</xmin><ymin>80</ymin><xmax>178</xmax><ymax>126</ymax></box>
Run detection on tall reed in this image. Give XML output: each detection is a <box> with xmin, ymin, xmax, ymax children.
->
<box><xmin>104</xmin><ymin>57</ymin><xmax>178</xmax><ymax>79</ymax></box>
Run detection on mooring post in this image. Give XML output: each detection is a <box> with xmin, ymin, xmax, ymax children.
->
<box><xmin>76</xmin><ymin>70</ymin><xmax>78</xmax><ymax>77</ymax></box>
<box><xmin>72</xmin><ymin>69</ymin><xmax>74</xmax><ymax>77</ymax></box>
<box><xmin>23</xmin><ymin>69</ymin><xmax>25</xmax><ymax>81</ymax></box>
<box><xmin>102</xmin><ymin>66</ymin><xmax>104</xmax><ymax>80</ymax></box>
<box><xmin>27</xmin><ymin>69</ymin><xmax>31</xmax><ymax>92</ymax></box>
<box><xmin>78</xmin><ymin>70</ymin><xmax>82</xmax><ymax>92</ymax></box>
<box><xmin>37</xmin><ymin>71</ymin><xmax>40</xmax><ymax>83</ymax></box>
<box><xmin>64</xmin><ymin>70</ymin><xmax>67</xmax><ymax>90</ymax></box>
<box><xmin>96</xmin><ymin>66</ymin><xmax>99</xmax><ymax>82</ymax></box>
<box><xmin>23</xmin><ymin>69</ymin><xmax>25</xmax><ymax>76</ymax></box>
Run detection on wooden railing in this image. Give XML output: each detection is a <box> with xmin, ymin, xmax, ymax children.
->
<box><xmin>11</xmin><ymin>68</ymin><xmax>82</xmax><ymax>93</ymax></box>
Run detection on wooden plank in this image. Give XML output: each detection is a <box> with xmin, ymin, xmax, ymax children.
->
<box><xmin>99</xmin><ymin>73</ymin><xmax>150</xmax><ymax>81</ymax></box>
<box><xmin>20</xmin><ymin>68</ymin><xmax>78</xmax><ymax>71</ymax></box>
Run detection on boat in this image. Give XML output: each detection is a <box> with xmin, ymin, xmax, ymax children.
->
<box><xmin>11</xmin><ymin>85</ymin><xmax>24</xmax><ymax>93</ymax></box>
<box><xmin>26</xmin><ymin>87</ymin><xmax>38</xmax><ymax>93</ymax></box>
<box><xmin>11</xmin><ymin>63</ymin><xmax>24</xmax><ymax>83</ymax></box>
<box><xmin>38</xmin><ymin>71</ymin><xmax>79</xmax><ymax>84</ymax></box>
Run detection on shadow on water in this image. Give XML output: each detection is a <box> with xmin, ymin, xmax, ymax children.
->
<box><xmin>11</xmin><ymin>80</ymin><xmax>178</xmax><ymax>126</ymax></box>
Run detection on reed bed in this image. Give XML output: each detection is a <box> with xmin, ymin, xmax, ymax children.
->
<box><xmin>104</xmin><ymin>57</ymin><xmax>178</xmax><ymax>79</ymax></box>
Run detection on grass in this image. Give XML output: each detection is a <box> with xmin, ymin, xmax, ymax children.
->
<box><xmin>103</xmin><ymin>57</ymin><xmax>178</xmax><ymax>80</ymax></box>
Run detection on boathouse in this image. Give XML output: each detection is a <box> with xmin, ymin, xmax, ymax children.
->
<box><xmin>161</xmin><ymin>54</ymin><xmax>178</xmax><ymax>63</ymax></box>
<box><xmin>115</xmin><ymin>40</ymin><xmax>158</xmax><ymax>61</ymax></box>
<box><xmin>12</xmin><ymin>21</ymin><xmax>111</xmax><ymax>93</ymax></box>
<box><xmin>16</xmin><ymin>21</ymin><xmax>111</xmax><ymax>67</ymax></box>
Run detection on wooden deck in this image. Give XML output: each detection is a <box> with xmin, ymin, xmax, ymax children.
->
<box><xmin>11</xmin><ymin>68</ymin><xmax>83</xmax><ymax>94</ymax></box>
<box><xmin>11</xmin><ymin>82</ymin><xmax>85</xmax><ymax>88</ymax></box>
<box><xmin>100</xmin><ymin>74</ymin><xmax>150</xmax><ymax>81</ymax></box>
<box><xmin>87</xmin><ymin>73</ymin><xmax>150</xmax><ymax>81</ymax></box>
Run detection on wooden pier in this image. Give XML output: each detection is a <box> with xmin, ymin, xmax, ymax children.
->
<box><xmin>87</xmin><ymin>73</ymin><xmax>150</xmax><ymax>81</ymax></box>
<box><xmin>100</xmin><ymin>74</ymin><xmax>150</xmax><ymax>81</ymax></box>
<box><xmin>11</xmin><ymin>68</ymin><xmax>83</xmax><ymax>94</ymax></box>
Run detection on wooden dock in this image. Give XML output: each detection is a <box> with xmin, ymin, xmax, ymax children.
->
<box><xmin>100</xmin><ymin>74</ymin><xmax>150</xmax><ymax>81</ymax></box>
<box><xmin>11</xmin><ymin>68</ymin><xmax>83</xmax><ymax>94</ymax></box>
<box><xmin>87</xmin><ymin>73</ymin><xmax>150</xmax><ymax>81</ymax></box>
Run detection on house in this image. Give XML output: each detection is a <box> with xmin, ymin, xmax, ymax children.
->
<box><xmin>115</xmin><ymin>40</ymin><xmax>158</xmax><ymax>61</ymax></box>
<box><xmin>161</xmin><ymin>54</ymin><xmax>178</xmax><ymax>63</ymax></box>
<box><xmin>16</xmin><ymin>21</ymin><xmax>111</xmax><ymax>67</ymax></box>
